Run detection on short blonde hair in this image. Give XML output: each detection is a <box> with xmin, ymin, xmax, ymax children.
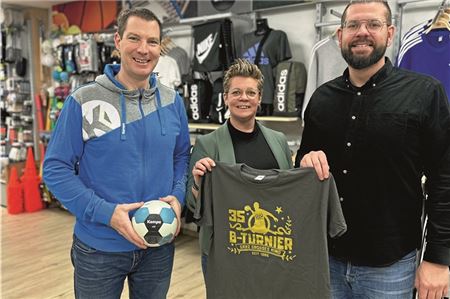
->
<box><xmin>223</xmin><ymin>59</ymin><xmax>264</xmax><ymax>94</ymax></box>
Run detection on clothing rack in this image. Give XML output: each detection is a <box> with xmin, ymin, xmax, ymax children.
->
<box><xmin>314</xmin><ymin>0</ymin><xmax>348</xmax><ymax>42</ymax></box>
<box><xmin>252</xmin><ymin>1</ymin><xmax>314</xmax><ymax>14</ymax></box>
<box><xmin>394</xmin><ymin>0</ymin><xmax>446</xmax><ymax>54</ymax></box>
<box><xmin>330</xmin><ymin>9</ymin><xmax>342</xmax><ymax>19</ymax></box>
<box><xmin>162</xmin><ymin>25</ymin><xmax>192</xmax><ymax>38</ymax></box>
<box><xmin>26</xmin><ymin>20</ymin><xmax>39</xmax><ymax>161</ymax></box>
<box><xmin>178</xmin><ymin>11</ymin><xmax>254</xmax><ymax>28</ymax></box>
<box><xmin>179</xmin><ymin>12</ymin><xmax>233</xmax><ymax>24</ymax></box>
<box><xmin>430</xmin><ymin>0</ymin><xmax>449</xmax><ymax>23</ymax></box>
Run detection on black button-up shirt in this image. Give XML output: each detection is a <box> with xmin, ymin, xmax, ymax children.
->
<box><xmin>296</xmin><ymin>58</ymin><xmax>450</xmax><ymax>266</ymax></box>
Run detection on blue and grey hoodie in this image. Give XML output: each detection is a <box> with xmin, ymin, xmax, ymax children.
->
<box><xmin>43</xmin><ymin>64</ymin><xmax>191</xmax><ymax>252</ymax></box>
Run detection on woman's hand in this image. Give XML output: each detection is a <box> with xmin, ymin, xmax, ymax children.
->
<box><xmin>191</xmin><ymin>157</ymin><xmax>216</xmax><ymax>198</ymax></box>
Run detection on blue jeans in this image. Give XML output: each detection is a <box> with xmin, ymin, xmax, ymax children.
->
<box><xmin>201</xmin><ymin>253</ymin><xmax>208</xmax><ymax>282</ymax></box>
<box><xmin>329</xmin><ymin>250</ymin><xmax>416</xmax><ymax>299</ymax></box>
<box><xmin>71</xmin><ymin>235</ymin><xmax>174</xmax><ymax>299</ymax></box>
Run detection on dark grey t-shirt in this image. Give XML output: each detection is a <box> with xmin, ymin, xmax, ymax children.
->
<box><xmin>240</xmin><ymin>30</ymin><xmax>292</xmax><ymax>104</ymax></box>
<box><xmin>196</xmin><ymin>162</ymin><xmax>347</xmax><ymax>299</ymax></box>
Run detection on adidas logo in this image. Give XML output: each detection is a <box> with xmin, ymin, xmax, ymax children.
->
<box><xmin>242</xmin><ymin>42</ymin><xmax>269</xmax><ymax>65</ymax></box>
<box><xmin>276</xmin><ymin>69</ymin><xmax>288</xmax><ymax>112</ymax></box>
<box><xmin>190</xmin><ymin>84</ymin><xmax>200</xmax><ymax>120</ymax></box>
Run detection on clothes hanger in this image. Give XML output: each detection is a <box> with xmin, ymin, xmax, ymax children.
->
<box><xmin>424</xmin><ymin>1</ymin><xmax>450</xmax><ymax>33</ymax></box>
<box><xmin>160</xmin><ymin>36</ymin><xmax>174</xmax><ymax>55</ymax></box>
<box><xmin>166</xmin><ymin>36</ymin><xmax>177</xmax><ymax>48</ymax></box>
<box><xmin>424</xmin><ymin>10</ymin><xmax>450</xmax><ymax>33</ymax></box>
<box><xmin>255</xmin><ymin>18</ymin><xmax>270</xmax><ymax>35</ymax></box>
<box><xmin>328</xmin><ymin>9</ymin><xmax>342</xmax><ymax>40</ymax></box>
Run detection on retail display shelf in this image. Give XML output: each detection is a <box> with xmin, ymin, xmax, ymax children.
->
<box><xmin>188</xmin><ymin>123</ymin><xmax>220</xmax><ymax>130</ymax></box>
<box><xmin>188</xmin><ymin>116</ymin><xmax>299</xmax><ymax>131</ymax></box>
<box><xmin>256</xmin><ymin>116</ymin><xmax>299</xmax><ymax>122</ymax></box>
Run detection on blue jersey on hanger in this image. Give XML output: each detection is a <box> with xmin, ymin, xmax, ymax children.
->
<box><xmin>398</xmin><ymin>29</ymin><xmax>450</xmax><ymax>101</ymax></box>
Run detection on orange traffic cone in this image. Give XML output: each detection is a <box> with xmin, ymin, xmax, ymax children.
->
<box><xmin>22</xmin><ymin>147</ymin><xmax>43</xmax><ymax>212</ymax></box>
<box><xmin>7</xmin><ymin>166</ymin><xmax>24</xmax><ymax>214</ymax></box>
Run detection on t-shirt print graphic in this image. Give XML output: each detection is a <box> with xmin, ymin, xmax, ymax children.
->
<box><xmin>228</xmin><ymin>201</ymin><xmax>296</xmax><ymax>261</ymax></box>
<box><xmin>242</xmin><ymin>42</ymin><xmax>270</xmax><ymax>66</ymax></box>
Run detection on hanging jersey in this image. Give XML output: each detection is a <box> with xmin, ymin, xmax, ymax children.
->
<box><xmin>167</xmin><ymin>46</ymin><xmax>190</xmax><ymax>76</ymax></box>
<box><xmin>303</xmin><ymin>36</ymin><xmax>347</xmax><ymax>119</ymax></box>
<box><xmin>240</xmin><ymin>30</ymin><xmax>292</xmax><ymax>105</ymax></box>
<box><xmin>396</xmin><ymin>19</ymin><xmax>431</xmax><ymax>66</ymax></box>
<box><xmin>154</xmin><ymin>55</ymin><xmax>181</xmax><ymax>89</ymax></box>
<box><xmin>398</xmin><ymin>29</ymin><xmax>450</xmax><ymax>100</ymax></box>
<box><xmin>196</xmin><ymin>162</ymin><xmax>347</xmax><ymax>299</ymax></box>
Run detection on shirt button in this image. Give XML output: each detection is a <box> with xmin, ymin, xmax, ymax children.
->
<box><xmin>357</xmin><ymin>92</ymin><xmax>361</xmax><ymax>96</ymax></box>
<box><xmin>346</xmin><ymin>142</ymin><xmax>352</xmax><ymax>147</ymax></box>
<box><xmin>340</xmin><ymin>197</ymin><xmax>344</xmax><ymax>202</ymax></box>
<box><xmin>372</xmin><ymin>83</ymin><xmax>376</xmax><ymax>87</ymax></box>
<box><xmin>343</xmin><ymin>170</ymin><xmax>348</xmax><ymax>174</ymax></box>
<box><xmin>351</xmin><ymin>115</ymin><xmax>356</xmax><ymax>120</ymax></box>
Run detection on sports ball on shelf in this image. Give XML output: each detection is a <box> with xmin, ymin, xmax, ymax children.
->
<box><xmin>132</xmin><ymin>200</ymin><xmax>178</xmax><ymax>247</ymax></box>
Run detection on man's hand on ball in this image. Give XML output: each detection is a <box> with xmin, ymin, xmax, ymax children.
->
<box><xmin>110</xmin><ymin>202</ymin><xmax>147</xmax><ymax>249</ymax></box>
<box><xmin>159</xmin><ymin>196</ymin><xmax>182</xmax><ymax>237</ymax></box>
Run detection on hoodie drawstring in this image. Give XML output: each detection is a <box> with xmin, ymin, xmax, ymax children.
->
<box><xmin>119</xmin><ymin>84</ymin><xmax>166</xmax><ymax>140</ymax></box>
<box><xmin>155</xmin><ymin>89</ymin><xmax>166</xmax><ymax>136</ymax></box>
<box><xmin>120</xmin><ymin>92</ymin><xmax>127</xmax><ymax>140</ymax></box>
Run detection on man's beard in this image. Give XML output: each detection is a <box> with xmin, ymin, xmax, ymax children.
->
<box><xmin>341</xmin><ymin>39</ymin><xmax>387</xmax><ymax>69</ymax></box>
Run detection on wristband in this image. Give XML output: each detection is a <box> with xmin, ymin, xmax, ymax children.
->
<box><xmin>192</xmin><ymin>181</ymin><xmax>200</xmax><ymax>191</ymax></box>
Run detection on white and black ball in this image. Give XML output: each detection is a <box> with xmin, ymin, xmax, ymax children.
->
<box><xmin>132</xmin><ymin>200</ymin><xmax>178</xmax><ymax>247</ymax></box>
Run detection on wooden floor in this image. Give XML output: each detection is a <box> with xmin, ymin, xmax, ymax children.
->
<box><xmin>1</xmin><ymin>207</ymin><xmax>206</xmax><ymax>299</ymax></box>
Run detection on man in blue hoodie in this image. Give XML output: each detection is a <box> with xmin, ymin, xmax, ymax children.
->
<box><xmin>43</xmin><ymin>8</ymin><xmax>190</xmax><ymax>299</ymax></box>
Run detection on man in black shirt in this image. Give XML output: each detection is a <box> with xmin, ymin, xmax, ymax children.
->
<box><xmin>296</xmin><ymin>0</ymin><xmax>450</xmax><ymax>298</ymax></box>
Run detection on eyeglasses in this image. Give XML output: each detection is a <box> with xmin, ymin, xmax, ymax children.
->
<box><xmin>342</xmin><ymin>19</ymin><xmax>388</xmax><ymax>34</ymax></box>
<box><xmin>227</xmin><ymin>89</ymin><xmax>259</xmax><ymax>99</ymax></box>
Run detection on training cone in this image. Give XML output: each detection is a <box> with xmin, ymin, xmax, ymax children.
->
<box><xmin>7</xmin><ymin>166</ymin><xmax>24</xmax><ymax>214</ymax></box>
<box><xmin>22</xmin><ymin>147</ymin><xmax>44</xmax><ymax>212</ymax></box>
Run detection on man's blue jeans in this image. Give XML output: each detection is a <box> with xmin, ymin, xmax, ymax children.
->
<box><xmin>329</xmin><ymin>250</ymin><xmax>416</xmax><ymax>299</ymax></box>
<box><xmin>201</xmin><ymin>253</ymin><xmax>208</xmax><ymax>282</ymax></box>
<box><xmin>71</xmin><ymin>235</ymin><xmax>174</xmax><ymax>299</ymax></box>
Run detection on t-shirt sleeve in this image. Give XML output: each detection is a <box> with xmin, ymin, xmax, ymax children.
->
<box><xmin>276</xmin><ymin>31</ymin><xmax>292</xmax><ymax>65</ymax></box>
<box><xmin>327</xmin><ymin>174</ymin><xmax>347</xmax><ymax>238</ymax></box>
<box><xmin>195</xmin><ymin>171</ymin><xmax>214</xmax><ymax>227</ymax></box>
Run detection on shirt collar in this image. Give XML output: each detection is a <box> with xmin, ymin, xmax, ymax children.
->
<box><xmin>342</xmin><ymin>57</ymin><xmax>394</xmax><ymax>90</ymax></box>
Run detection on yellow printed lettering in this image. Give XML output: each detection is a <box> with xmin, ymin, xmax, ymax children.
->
<box><xmin>229</xmin><ymin>231</ymin><xmax>236</xmax><ymax>243</ymax></box>
<box><xmin>228</xmin><ymin>209</ymin><xmax>245</xmax><ymax>223</ymax></box>
<box><xmin>236</xmin><ymin>210</ymin><xmax>245</xmax><ymax>223</ymax></box>
<box><xmin>277</xmin><ymin>236</ymin><xmax>283</xmax><ymax>249</ymax></box>
<box><xmin>228</xmin><ymin>209</ymin><xmax>237</xmax><ymax>222</ymax></box>
<box><xmin>284</xmin><ymin>237</ymin><xmax>293</xmax><ymax>251</ymax></box>
<box><xmin>264</xmin><ymin>235</ymin><xmax>273</xmax><ymax>247</ymax></box>
<box><xmin>256</xmin><ymin>234</ymin><xmax>264</xmax><ymax>245</ymax></box>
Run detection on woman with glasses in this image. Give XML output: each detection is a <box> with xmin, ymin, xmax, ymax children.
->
<box><xmin>186</xmin><ymin>58</ymin><xmax>293</xmax><ymax>278</ymax></box>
